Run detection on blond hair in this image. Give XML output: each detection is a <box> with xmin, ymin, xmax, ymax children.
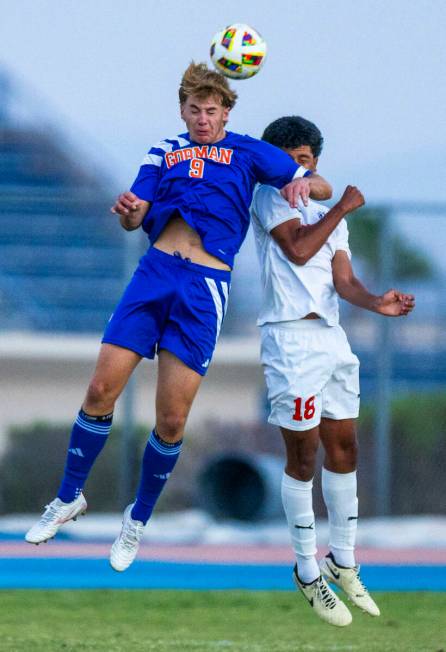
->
<box><xmin>179</xmin><ymin>62</ymin><xmax>238</xmax><ymax>110</ymax></box>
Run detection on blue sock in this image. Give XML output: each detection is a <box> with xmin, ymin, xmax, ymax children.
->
<box><xmin>131</xmin><ymin>429</ymin><xmax>182</xmax><ymax>524</ymax></box>
<box><xmin>57</xmin><ymin>409</ymin><xmax>113</xmax><ymax>503</ymax></box>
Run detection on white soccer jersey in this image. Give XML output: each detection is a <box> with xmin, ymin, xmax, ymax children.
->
<box><xmin>251</xmin><ymin>185</ymin><xmax>351</xmax><ymax>326</ymax></box>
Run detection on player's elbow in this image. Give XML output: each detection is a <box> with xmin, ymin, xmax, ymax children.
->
<box><xmin>323</xmin><ymin>184</ymin><xmax>333</xmax><ymax>200</ymax></box>
<box><xmin>277</xmin><ymin>235</ymin><xmax>312</xmax><ymax>265</ymax></box>
<box><xmin>120</xmin><ymin>216</ymin><xmax>141</xmax><ymax>231</ymax></box>
<box><xmin>284</xmin><ymin>246</ymin><xmax>311</xmax><ymax>266</ymax></box>
<box><xmin>309</xmin><ymin>179</ymin><xmax>333</xmax><ymax>201</ymax></box>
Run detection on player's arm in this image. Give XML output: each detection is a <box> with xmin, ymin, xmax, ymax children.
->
<box><xmin>253</xmin><ymin>139</ymin><xmax>331</xmax><ymax>207</ymax></box>
<box><xmin>332</xmin><ymin>251</ymin><xmax>415</xmax><ymax>316</ymax></box>
<box><xmin>111</xmin><ymin>191</ymin><xmax>151</xmax><ymax>231</ymax></box>
<box><xmin>271</xmin><ymin>185</ymin><xmax>364</xmax><ymax>266</ymax></box>
<box><xmin>280</xmin><ymin>174</ymin><xmax>332</xmax><ymax>208</ymax></box>
<box><xmin>307</xmin><ymin>173</ymin><xmax>332</xmax><ymax>201</ymax></box>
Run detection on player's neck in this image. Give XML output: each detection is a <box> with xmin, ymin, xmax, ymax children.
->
<box><xmin>189</xmin><ymin>130</ymin><xmax>228</xmax><ymax>145</ymax></box>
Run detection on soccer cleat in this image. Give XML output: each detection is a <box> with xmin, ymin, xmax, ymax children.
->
<box><xmin>109</xmin><ymin>504</ymin><xmax>145</xmax><ymax>572</ymax></box>
<box><xmin>25</xmin><ymin>493</ymin><xmax>87</xmax><ymax>544</ymax></box>
<box><xmin>320</xmin><ymin>553</ymin><xmax>380</xmax><ymax>617</ymax></box>
<box><xmin>292</xmin><ymin>565</ymin><xmax>352</xmax><ymax>627</ymax></box>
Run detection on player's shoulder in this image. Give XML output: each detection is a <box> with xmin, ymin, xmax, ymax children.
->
<box><xmin>225</xmin><ymin>131</ymin><xmax>270</xmax><ymax>150</ymax></box>
<box><xmin>148</xmin><ymin>133</ymin><xmax>190</xmax><ymax>153</ymax></box>
<box><xmin>225</xmin><ymin>131</ymin><xmax>256</xmax><ymax>143</ymax></box>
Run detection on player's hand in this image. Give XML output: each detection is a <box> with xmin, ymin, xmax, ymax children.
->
<box><xmin>111</xmin><ymin>191</ymin><xmax>142</xmax><ymax>216</ymax></box>
<box><xmin>280</xmin><ymin>178</ymin><xmax>311</xmax><ymax>208</ymax></box>
<box><xmin>337</xmin><ymin>186</ymin><xmax>365</xmax><ymax>214</ymax></box>
<box><xmin>375</xmin><ymin>289</ymin><xmax>416</xmax><ymax>317</ymax></box>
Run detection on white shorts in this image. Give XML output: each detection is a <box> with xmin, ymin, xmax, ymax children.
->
<box><xmin>260</xmin><ymin>320</ymin><xmax>360</xmax><ymax>431</ymax></box>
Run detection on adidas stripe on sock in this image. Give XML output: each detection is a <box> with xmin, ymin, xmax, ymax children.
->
<box><xmin>131</xmin><ymin>429</ymin><xmax>182</xmax><ymax>524</ymax></box>
<box><xmin>57</xmin><ymin>409</ymin><xmax>113</xmax><ymax>503</ymax></box>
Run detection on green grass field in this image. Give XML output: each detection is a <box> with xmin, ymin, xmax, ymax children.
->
<box><xmin>1</xmin><ymin>590</ymin><xmax>445</xmax><ymax>651</ymax></box>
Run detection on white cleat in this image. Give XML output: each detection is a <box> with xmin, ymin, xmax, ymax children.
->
<box><xmin>110</xmin><ymin>504</ymin><xmax>145</xmax><ymax>572</ymax></box>
<box><xmin>320</xmin><ymin>553</ymin><xmax>380</xmax><ymax>617</ymax></box>
<box><xmin>25</xmin><ymin>494</ymin><xmax>87</xmax><ymax>544</ymax></box>
<box><xmin>293</xmin><ymin>565</ymin><xmax>352</xmax><ymax>627</ymax></box>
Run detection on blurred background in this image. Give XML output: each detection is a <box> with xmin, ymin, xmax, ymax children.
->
<box><xmin>0</xmin><ymin>0</ymin><xmax>445</xmax><ymax>537</ymax></box>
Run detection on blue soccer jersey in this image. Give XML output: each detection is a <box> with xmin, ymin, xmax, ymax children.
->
<box><xmin>130</xmin><ymin>131</ymin><xmax>310</xmax><ymax>268</ymax></box>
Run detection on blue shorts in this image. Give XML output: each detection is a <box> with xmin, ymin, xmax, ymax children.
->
<box><xmin>102</xmin><ymin>247</ymin><xmax>231</xmax><ymax>376</ymax></box>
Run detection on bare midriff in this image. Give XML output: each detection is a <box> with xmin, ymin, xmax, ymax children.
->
<box><xmin>153</xmin><ymin>213</ymin><xmax>231</xmax><ymax>271</ymax></box>
<box><xmin>302</xmin><ymin>313</ymin><xmax>321</xmax><ymax>319</ymax></box>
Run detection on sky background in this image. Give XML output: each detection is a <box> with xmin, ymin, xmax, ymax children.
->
<box><xmin>1</xmin><ymin>0</ymin><xmax>445</xmax><ymax>275</ymax></box>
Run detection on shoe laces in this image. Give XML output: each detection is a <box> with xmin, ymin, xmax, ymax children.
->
<box><xmin>315</xmin><ymin>578</ymin><xmax>337</xmax><ymax>610</ymax></box>
<box><xmin>120</xmin><ymin>517</ymin><xmax>144</xmax><ymax>552</ymax></box>
<box><xmin>351</xmin><ymin>566</ymin><xmax>368</xmax><ymax>594</ymax></box>
<box><xmin>40</xmin><ymin>500</ymin><xmax>63</xmax><ymax>525</ymax></box>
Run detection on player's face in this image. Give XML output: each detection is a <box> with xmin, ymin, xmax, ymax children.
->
<box><xmin>283</xmin><ymin>146</ymin><xmax>318</xmax><ymax>172</ymax></box>
<box><xmin>181</xmin><ymin>95</ymin><xmax>229</xmax><ymax>144</ymax></box>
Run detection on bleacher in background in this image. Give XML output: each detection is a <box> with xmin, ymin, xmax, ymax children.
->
<box><xmin>0</xmin><ymin>126</ymin><xmax>125</xmax><ymax>332</ymax></box>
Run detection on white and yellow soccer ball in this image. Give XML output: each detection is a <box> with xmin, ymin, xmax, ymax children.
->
<box><xmin>210</xmin><ymin>23</ymin><xmax>267</xmax><ymax>80</ymax></box>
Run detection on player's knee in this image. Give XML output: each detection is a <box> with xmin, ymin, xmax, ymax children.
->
<box><xmin>156</xmin><ymin>412</ymin><xmax>186</xmax><ymax>442</ymax></box>
<box><xmin>85</xmin><ymin>378</ymin><xmax>117</xmax><ymax>410</ymax></box>
<box><xmin>340</xmin><ymin>437</ymin><xmax>358</xmax><ymax>465</ymax></box>
<box><xmin>286</xmin><ymin>449</ymin><xmax>317</xmax><ymax>482</ymax></box>
<box><xmin>326</xmin><ymin>437</ymin><xmax>358</xmax><ymax>470</ymax></box>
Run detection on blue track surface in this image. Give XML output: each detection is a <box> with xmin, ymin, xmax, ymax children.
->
<box><xmin>1</xmin><ymin>559</ymin><xmax>445</xmax><ymax>591</ymax></box>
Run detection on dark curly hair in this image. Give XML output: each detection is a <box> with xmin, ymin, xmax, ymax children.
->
<box><xmin>262</xmin><ymin>116</ymin><xmax>324</xmax><ymax>157</ymax></box>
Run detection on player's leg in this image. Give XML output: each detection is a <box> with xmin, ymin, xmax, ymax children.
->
<box><xmin>281</xmin><ymin>425</ymin><xmax>320</xmax><ymax>583</ymax></box>
<box><xmin>110</xmin><ymin>253</ymin><xmax>229</xmax><ymax>570</ymax></box>
<box><xmin>133</xmin><ymin>349</ymin><xmax>202</xmax><ymax>520</ymax></box>
<box><xmin>58</xmin><ymin>344</ymin><xmax>142</xmax><ymax>501</ymax></box>
<box><xmin>56</xmin><ymin>250</ymin><xmax>168</xmax><ymax>506</ymax></box>
<box><xmin>317</xmin><ymin>328</ymin><xmax>379</xmax><ymax>616</ymax></box>
<box><xmin>261</xmin><ymin>321</ymin><xmax>328</xmax><ymax>583</ymax></box>
<box><xmin>319</xmin><ymin>417</ymin><xmax>379</xmax><ymax>616</ymax></box>
<box><xmin>25</xmin><ymin>344</ymin><xmax>141</xmax><ymax>544</ymax></box>
<box><xmin>282</xmin><ymin>424</ymin><xmax>352</xmax><ymax>627</ymax></box>
<box><xmin>131</xmin><ymin>254</ymin><xmax>229</xmax><ymax>523</ymax></box>
<box><xmin>261</xmin><ymin>320</ymin><xmax>352</xmax><ymax>626</ymax></box>
<box><xmin>110</xmin><ymin>350</ymin><xmax>203</xmax><ymax>571</ymax></box>
<box><xmin>319</xmin><ymin>417</ymin><xmax>358</xmax><ymax>569</ymax></box>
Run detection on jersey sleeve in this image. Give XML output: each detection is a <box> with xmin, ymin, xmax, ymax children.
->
<box><xmin>335</xmin><ymin>219</ymin><xmax>352</xmax><ymax>259</ymax></box>
<box><xmin>250</xmin><ymin>139</ymin><xmax>311</xmax><ymax>188</ymax></box>
<box><xmin>252</xmin><ymin>185</ymin><xmax>303</xmax><ymax>233</ymax></box>
<box><xmin>129</xmin><ymin>141</ymin><xmax>167</xmax><ymax>201</ymax></box>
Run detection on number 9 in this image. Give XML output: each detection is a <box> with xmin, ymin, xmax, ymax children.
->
<box><xmin>189</xmin><ymin>158</ymin><xmax>204</xmax><ymax>178</ymax></box>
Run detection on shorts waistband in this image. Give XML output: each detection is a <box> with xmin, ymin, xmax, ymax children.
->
<box><xmin>264</xmin><ymin>319</ymin><xmax>333</xmax><ymax>331</ymax></box>
<box><xmin>145</xmin><ymin>246</ymin><xmax>232</xmax><ymax>281</ymax></box>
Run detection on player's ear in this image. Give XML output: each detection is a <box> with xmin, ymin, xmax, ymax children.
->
<box><xmin>180</xmin><ymin>103</ymin><xmax>186</xmax><ymax>121</ymax></box>
<box><xmin>222</xmin><ymin>107</ymin><xmax>230</xmax><ymax>122</ymax></box>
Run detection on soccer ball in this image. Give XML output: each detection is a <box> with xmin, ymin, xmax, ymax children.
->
<box><xmin>210</xmin><ymin>23</ymin><xmax>267</xmax><ymax>80</ymax></box>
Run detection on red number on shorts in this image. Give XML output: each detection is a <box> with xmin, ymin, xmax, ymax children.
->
<box><xmin>293</xmin><ymin>398</ymin><xmax>303</xmax><ymax>421</ymax></box>
<box><xmin>189</xmin><ymin>158</ymin><xmax>204</xmax><ymax>178</ymax></box>
<box><xmin>292</xmin><ymin>396</ymin><xmax>316</xmax><ymax>421</ymax></box>
<box><xmin>304</xmin><ymin>396</ymin><xmax>316</xmax><ymax>420</ymax></box>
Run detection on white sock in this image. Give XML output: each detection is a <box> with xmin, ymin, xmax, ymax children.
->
<box><xmin>281</xmin><ymin>472</ymin><xmax>319</xmax><ymax>584</ymax></box>
<box><xmin>322</xmin><ymin>467</ymin><xmax>358</xmax><ymax>568</ymax></box>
